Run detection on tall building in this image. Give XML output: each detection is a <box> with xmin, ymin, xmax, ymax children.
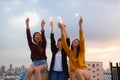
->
<box><xmin>0</xmin><ymin>65</ymin><xmax>5</xmax><ymax>72</ymax></box>
<box><xmin>21</xmin><ymin>65</ymin><xmax>27</xmax><ymax>73</ymax></box>
<box><xmin>9</xmin><ymin>64</ymin><xmax>12</xmax><ymax>71</ymax></box>
<box><xmin>86</xmin><ymin>61</ymin><xmax>103</xmax><ymax>80</ymax></box>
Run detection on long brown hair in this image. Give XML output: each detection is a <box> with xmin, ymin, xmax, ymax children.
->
<box><xmin>71</xmin><ymin>39</ymin><xmax>80</xmax><ymax>58</ymax></box>
<box><xmin>33</xmin><ymin>32</ymin><xmax>43</xmax><ymax>53</ymax></box>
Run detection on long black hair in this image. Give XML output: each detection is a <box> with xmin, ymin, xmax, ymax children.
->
<box><xmin>71</xmin><ymin>39</ymin><xmax>80</xmax><ymax>58</ymax></box>
<box><xmin>33</xmin><ymin>32</ymin><xmax>43</xmax><ymax>53</ymax></box>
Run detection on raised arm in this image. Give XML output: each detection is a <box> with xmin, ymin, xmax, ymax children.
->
<box><xmin>58</xmin><ymin>23</ymin><xmax>71</xmax><ymax>57</ymax></box>
<box><xmin>62</xmin><ymin>24</ymin><xmax>70</xmax><ymax>47</ymax></box>
<box><xmin>41</xmin><ymin>19</ymin><xmax>45</xmax><ymax>32</ymax></box>
<box><xmin>62</xmin><ymin>24</ymin><xmax>69</xmax><ymax>38</ymax></box>
<box><xmin>79</xmin><ymin>17</ymin><xmax>85</xmax><ymax>53</ymax></box>
<box><xmin>41</xmin><ymin>19</ymin><xmax>46</xmax><ymax>48</ymax></box>
<box><xmin>58</xmin><ymin>23</ymin><xmax>65</xmax><ymax>37</ymax></box>
<box><xmin>79</xmin><ymin>17</ymin><xmax>83</xmax><ymax>31</ymax></box>
<box><xmin>26</xmin><ymin>17</ymin><xmax>30</xmax><ymax>29</ymax></box>
<box><xmin>50</xmin><ymin>21</ymin><xmax>57</xmax><ymax>52</ymax></box>
<box><xmin>25</xmin><ymin>17</ymin><xmax>33</xmax><ymax>50</ymax></box>
<box><xmin>50</xmin><ymin>21</ymin><xmax>54</xmax><ymax>33</ymax></box>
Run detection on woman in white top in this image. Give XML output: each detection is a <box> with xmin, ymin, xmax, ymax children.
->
<box><xmin>49</xmin><ymin>21</ymin><xmax>70</xmax><ymax>80</ymax></box>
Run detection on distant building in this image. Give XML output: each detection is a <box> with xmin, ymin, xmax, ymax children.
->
<box><xmin>9</xmin><ymin>64</ymin><xmax>13</xmax><ymax>71</ymax></box>
<box><xmin>0</xmin><ymin>64</ymin><xmax>27</xmax><ymax>80</ymax></box>
<box><xmin>103</xmin><ymin>69</ymin><xmax>111</xmax><ymax>80</ymax></box>
<box><xmin>86</xmin><ymin>61</ymin><xmax>103</xmax><ymax>80</ymax></box>
<box><xmin>0</xmin><ymin>65</ymin><xmax>5</xmax><ymax>72</ymax></box>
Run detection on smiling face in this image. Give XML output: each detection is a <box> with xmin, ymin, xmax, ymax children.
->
<box><xmin>72</xmin><ymin>39</ymin><xmax>80</xmax><ymax>48</ymax></box>
<box><xmin>33</xmin><ymin>32</ymin><xmax>42</xmax><ymax>43</ymax></box>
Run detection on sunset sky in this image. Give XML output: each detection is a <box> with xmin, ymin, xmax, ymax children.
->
<box><xmin>0</xmin><ymin>0</ymin><xmax>120</xmax><ymax>69</ymax></box>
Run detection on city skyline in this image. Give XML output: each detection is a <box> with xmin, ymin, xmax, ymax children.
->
<box><xmin>0</xmin><ymin>0</ymin><xmax>120</xmax><ymax>69</ymax></box>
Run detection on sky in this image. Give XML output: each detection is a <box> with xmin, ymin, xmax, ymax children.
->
<box><xmin>0</xmin><ymin>0</ymin><xmax>120</xmax><ymax>69</ymax></box>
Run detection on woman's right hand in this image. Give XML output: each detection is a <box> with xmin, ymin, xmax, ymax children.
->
<box><xmin>62</xmin><ymin>24</ymin><xmax>66</xmax><ymax>30</ymax></box>
<box><xmin>50</xmin><ymin>21</ymin><xmax>54</xmax><ymax>27</ymax></box>
<box><xmin>50</xmin><ymin>21</ymin><xmax>54</xmax><ymax>33</ymax></box>
<box><xmin>58</xmin><ymin>22</ymin><xmax>63</xmax><ymax>30</ymax></box>
<box><xmin>79</xmin><ymin>17</ymin><xmax>83</xmax><ymax>30</ymax></box>
<box><xmin>26</xmin><ymin>17</ymin><xmax>29</xmax><ymax>29</ymax></box>
<box><xmin>79</xmin><ymin>17</ymin><xmax>83</xmax><ymax>26</ymax></box>
<box><xmin>26</xmin><ymin>18</ymin><xmax>29</xmax><ymax>24</ymax></box>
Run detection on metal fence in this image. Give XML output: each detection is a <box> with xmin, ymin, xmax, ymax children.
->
<box><xmin>110</xmin><ymin>62</ymin><xmax>120</xmax><ymax>80</ymax></box>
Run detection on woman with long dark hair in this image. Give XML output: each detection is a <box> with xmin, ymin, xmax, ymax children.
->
<box><xmin>58</xmin><ymin>17</ymin><xmax>90</xmax><ymax>80</ymax></box>
<box><xmin>25</xmin><ymin>18</ymin><xmax>47</xmax><ymax>80</ymax></box>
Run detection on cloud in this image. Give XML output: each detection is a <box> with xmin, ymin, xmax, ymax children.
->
<box><xmin>100</xmin><ymin>0</ymin><xmax>120</xmax><ymax>4</ymax></box>
<box><xmin>8</xmin><ymin>12</ymin><xmax>40</xmax><ymax>28</ymax></box>
<box><xmin>2</xmin><ymin>5</ymin><xmax>11</xmax><ymax>13</ymax></box>
<box><xmin>85</xmin><ymin>40</ymin><xmax>120</xmax><ymax>69</ymax></box>
<box><xmin>87</xmin><ymin>46</ymin><xmax>120</xmax><ymax>54</ymax></box>
<box><xmin>86</xmin><ymin>46</ymin><xmax>120</xmax><ymax>69</ymax></box>
<box><xmin>0</xmin><ymin>0</ymin><xmax>21</xmax><ymax>13</ymax></box>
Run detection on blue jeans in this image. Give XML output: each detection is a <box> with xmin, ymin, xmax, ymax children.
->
<box><xmin>49</xmin><ymin>71</ymin><xmax>67</xmax><ymax>80</ymax></box>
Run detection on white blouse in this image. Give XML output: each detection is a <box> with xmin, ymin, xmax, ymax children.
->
<box><xmin>53</xmin><ymin>51</ymin><xmax>63</xmax><ymax>71</ymax></box>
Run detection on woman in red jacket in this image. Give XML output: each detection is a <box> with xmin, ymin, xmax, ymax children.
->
<box><xmin>25</xmin><ymin>18</ymin><xmax>47</xmax><ymax>80</ymax></box>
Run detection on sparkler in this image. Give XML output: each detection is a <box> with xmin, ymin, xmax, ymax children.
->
<box><xmin>57</xmin><ymin>16</ymin><xmax>62</xmax><ymax>23</ymax></box>
<box><xmin>75</xmin><ymin>13</ymin><xmax>80</xmax><ymax>17</ymax></box>
<box><xmin>72</xmin><ymin>12</ymin><xmax>81</xmax><ymax>20</ymax></box>
<box><xmin>49</xmin><ymin>16</ymin><xmax>54</xmax><ymax>22</ymax></box>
